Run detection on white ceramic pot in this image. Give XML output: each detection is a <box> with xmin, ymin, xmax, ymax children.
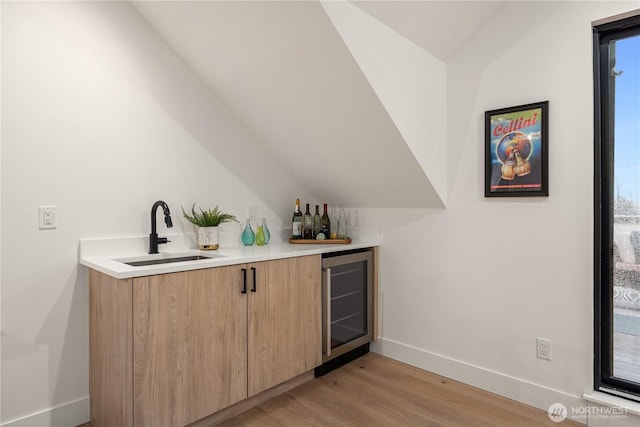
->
<box><xmin>198</xmin><ymin>226</ymin><xmax>219</xmax><ymax>250</ymax></box>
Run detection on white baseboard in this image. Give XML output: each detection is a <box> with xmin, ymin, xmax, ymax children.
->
<box><xmin>371</xmin><ymin>337</ymin><xmax>588</xmax><ymax>424</ymax></box>
<box><xmin>1</xmin><ymin>397</ymin><xmax>89</xmax><ymax>427</ymax></box>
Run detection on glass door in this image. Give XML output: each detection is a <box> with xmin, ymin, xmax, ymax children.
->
<box><xmin>322</xmin><ymin>250</ymin><xmax>373</xmax><ymax>360</ymax></box>
<box><xmin>609</xmin><ymin>32</ymin><xmax>640</xmax><ymax>386</ymax></box>
<box><xmin>595</xmin><ymin>12</ymin><xmax>640</xmax><ymax>400</ymax></box>
<box><xmin>329</xmin><ymin>261</ymin><xmax>368</xmax><ymax>349</ymax></box>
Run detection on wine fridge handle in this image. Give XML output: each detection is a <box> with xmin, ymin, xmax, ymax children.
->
<box><xmin>241</xmin><ymin>268</ymin><xmax>247</xmax><ymax>294</ymax></box>
<box><xmin>323</xmin><ymin>267</ymin><xmax>331</xmax><ymax>357</ymax></box>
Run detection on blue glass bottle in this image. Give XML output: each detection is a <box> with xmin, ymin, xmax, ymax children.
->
<box><xmin>261</xmin><ymin>218</ymin><xmax>270</xmax><ymax>244</ymax></box>
<box><xmin>242</xmin><ymin>218</ymin><xmax>255</xmax><ymax>246</ymax></box>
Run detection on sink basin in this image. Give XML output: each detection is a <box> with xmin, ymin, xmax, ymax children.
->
<box><xmin>115</xmin><ymin>253</ymin><xmax>224</xmax><ymax>267</ymax></box>
<box><xmin>124</xmin><ymin>255</ymin><xmax>215</xmax><ymax>267</ymax></box>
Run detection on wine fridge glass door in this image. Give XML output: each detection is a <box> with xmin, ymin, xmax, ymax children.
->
<box><xmin>322</xmin><ymin>250</ymin><xmax>373</xmax><ymax>361</ymax></box>
<box><xmin>329</xmin><ymin>261</ymin><xmax>368</xmax><ymax>349</ymax></box>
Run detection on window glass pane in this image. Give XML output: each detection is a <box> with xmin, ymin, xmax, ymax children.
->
<box><xmin>611</xmin><ymin>33</ymin><xmax>640</xmax><ymax>384</ymax></box>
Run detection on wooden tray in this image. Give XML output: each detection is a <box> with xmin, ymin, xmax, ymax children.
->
<box><xmin>289</xmin><ymin>237</ymin><xmax>351</xmax><ymax>244</ymax></box>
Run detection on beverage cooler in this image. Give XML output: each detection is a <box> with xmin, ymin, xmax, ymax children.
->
<box><xmin>316</xmin><ymin>248</ymin><xmax>373</xmax><ymax>375</ymax></box>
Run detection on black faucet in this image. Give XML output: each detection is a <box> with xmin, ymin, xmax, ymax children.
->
<box><xmin>149</xmin><ymin>200</ymin><xmax>173</xmax><ymax>254</ymax></box>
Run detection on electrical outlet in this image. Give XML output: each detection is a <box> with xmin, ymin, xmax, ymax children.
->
<box><xmin>248</xmin><ymin>205</ymin><xmax>256</xmax><ymax>222</ymax></box>
<box><xmin>537</xmin><ymin>337</ymin><xmax>552</xmax><ymax>360</ymax></box>
<box><xmin>39</xmin><ymin>206</ymin><xmax>56</xmax><ymax>229</ymax></box>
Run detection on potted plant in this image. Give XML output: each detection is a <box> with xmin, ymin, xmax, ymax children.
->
<box><xmin>182</xmin><ymin>204</ymin><xmax>238</xmax><ymax>250</ymax></box>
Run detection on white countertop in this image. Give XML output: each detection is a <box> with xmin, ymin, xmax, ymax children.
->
<box><xmin>79</xmin><ymin>233</ymin><xmax>379</xmax><ymax>279</ymax></box>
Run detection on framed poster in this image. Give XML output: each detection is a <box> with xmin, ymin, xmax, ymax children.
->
<box><xmin>485</xmin><ymin>101</ymin><xmax>548</xmax><ymax>197</ymax></box>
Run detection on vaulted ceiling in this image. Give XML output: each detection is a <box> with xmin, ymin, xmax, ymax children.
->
<box><xmin>131</xmin><ymin>1</ymin><xmax>503</xmax><ymax>208</ymax></box>
<box><xmin>351</xmin><ymin>1</ymin><xmax>503</xmax><ymax>61</ymax></box>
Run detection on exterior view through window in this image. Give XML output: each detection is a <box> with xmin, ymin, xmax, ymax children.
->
<box><xmin>594</xmin><ymin>12</ymin><xmax>640</xmax><ymax>400</ymax></box>
<box><xmin>611</xmin><ymin>32</ymin><xmax>640</xmax><ymax>386</ymax></box>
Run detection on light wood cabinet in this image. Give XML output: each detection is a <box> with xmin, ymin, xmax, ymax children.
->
<box><xmin>89</xmin><ymin>254</ymin><xmax>321</xmax><ymax>427</ymax></box>
<box><xmin>132</xmin><ymin>266</ymin><xmax>248</xmax><ymax>426</ymax></box>
<box><xmin>248</xmin><ymin>256</ymin><xmax>322</xmax><ymax>396</ymax></box>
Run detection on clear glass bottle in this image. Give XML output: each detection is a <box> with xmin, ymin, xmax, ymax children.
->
<box><xmin>261</xmin><ymin>217</ymin><xmax>270</xmax><ymax>244</ymax></box>
<box><xmin>303</xmin><ymin>203</ymin><xmax>314</xmax><ymax>239</ymax></box>
<box><xmin>242</xmin><ymin>218</ymin><xmax>255</xmax><ymax>246</ymax></box>
<box><xmin>337</xmin><ymin>204</ymin><xmax>347</xmax><ymax>239</ymax></box>
<box><xmin>330</xmin><ymin>204</ymin><xmax>338</xmax><ymax>239</ymax></box>
<box><xmin>313</xmin><ymin>205</ymin><xmax>321</xmax><ymax>238</ymax></box>
<box><xmin>350</xmin><ymin>210</ymin><xmax>360</xmax><ymax>240</ymax></box>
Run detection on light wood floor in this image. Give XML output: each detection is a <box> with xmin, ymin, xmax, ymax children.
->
<box><xmin>215</xmin><ymin>353</ymin><xmax>577</xmax><ymax>427</ymax></box>
<box><xmin>81</xmin><ymin>352</ymin><xmax>579</xmax><ymax>426</ymax></box>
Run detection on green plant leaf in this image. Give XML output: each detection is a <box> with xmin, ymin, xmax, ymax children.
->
<box><xmin>182</xmin><ymin>203</ymin><xmax>238</xmax><ymax>227</ymax></box>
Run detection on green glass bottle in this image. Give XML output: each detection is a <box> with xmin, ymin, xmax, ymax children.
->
<box><xmin>256</xmin><ymin>225</ymin><xmax>266</xmax><ymax>246</ymax></box>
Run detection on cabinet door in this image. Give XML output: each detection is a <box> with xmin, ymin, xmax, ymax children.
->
<box><xmin>133</xmin><ymin>266</ymin><xmax>247</xmax><ymax>427</ymax></box>
<box><xmin>248</xmin><ymin>255</ymin><xmax>322</xmax><ymax>396</ymax></box>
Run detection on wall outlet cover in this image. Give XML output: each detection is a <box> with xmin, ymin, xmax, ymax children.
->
<box><xmin>38</xmin><ymin>206</ymin><xmax>56</xmax><ymax>229</ymax></box>
<box><xmin>537</xmin><ymin>337</ymin><xmax>552</xmax><ymax>361</ymax></box>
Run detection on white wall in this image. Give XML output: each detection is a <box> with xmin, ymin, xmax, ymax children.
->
<box><xmin>367</xmin><ymin>0</ymin><xmax>640</xmax><ymax>422</ymax></box>
<box><xmin>0</xmin><ymin>1</ymin><xmax>307</xmax><ymax>424</ymax></box>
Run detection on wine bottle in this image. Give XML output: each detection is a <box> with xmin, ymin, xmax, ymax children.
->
<box><xmin>321</xmin><ymin>203</ymin><xmax>330</xmax><ymax>239</ymax></box>
<box><xmin>313</xmin><ymin>205</ymin><xmax>321</xmax><ymax>238</ymax></box>
<box><xmin>292</xmin><ymin>198</ymin><xmax>302</xmax><ymax>239</ymax></box>
<box><xmin>303</xmin><ymin>203</ymin><xmax>314</xmax><ymax>239</ymax></box>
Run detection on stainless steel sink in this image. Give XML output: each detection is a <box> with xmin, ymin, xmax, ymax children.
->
<box><xmin>115</xmin><ymin>253</ymin><xmax>224</xmax><ymax>267</ymax></box>
<box><xmin>124</xmin><ymin>255</ymin><xmax>215</xmax><ymax>267</ymax></box>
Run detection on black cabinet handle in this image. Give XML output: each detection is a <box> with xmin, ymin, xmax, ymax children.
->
<box><xmin>251</xmin><ymin>267</ymin><xmax>257</xmax><ymax>293</ymax></box>
<box><xmin>241</xmin><ymin>268</ymin><xmax>247</xmax><ymax>294</ymax></box>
